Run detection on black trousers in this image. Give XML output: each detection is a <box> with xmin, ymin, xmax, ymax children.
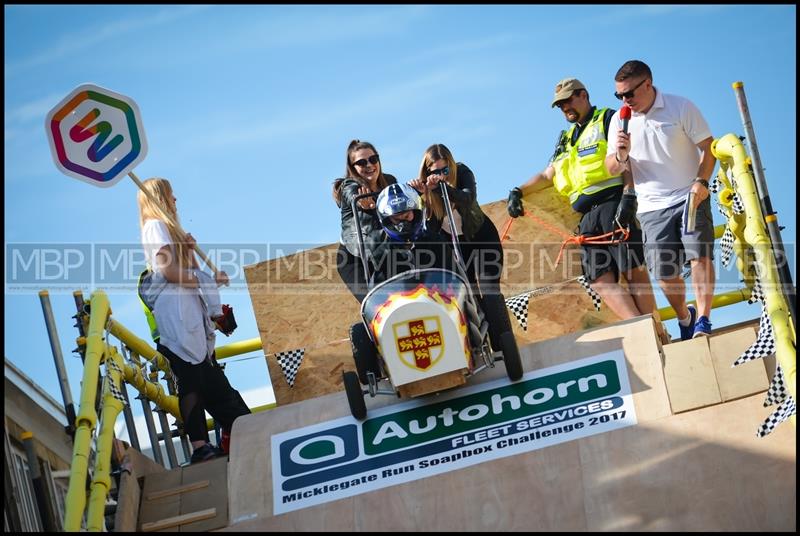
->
<box><xmin>448</xmin><ymin>217</ymin><xmax>504</xmax><ymax>295</ymax></box>
<box><xmin>337</xmin><ymin>243</ymin><xmax>370</xmax><ymax>303</ymax></box>
<box><xmin>159</xmin><ymin>344</ymin><xmax>251</xmax><ymax>443</ymax></box>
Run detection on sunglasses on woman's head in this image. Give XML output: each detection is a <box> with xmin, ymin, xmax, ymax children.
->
<box><xmin>428</xmin><ymin>165</ymin><xmax>449</xmax><ymax>176</ymax></box>
<box><xmin>352</xmin><ymin>154</ymin><xmax>380</xmax><ymax>167</ymax></box>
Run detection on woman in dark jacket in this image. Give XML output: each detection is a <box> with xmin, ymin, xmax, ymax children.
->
<box><xmin>333</xmin><ymin>140</ymin><xmax>397</xmax><ymax>301</ymax></box>
<box><xmin>410</xmin><ymin>143</ymin><xmax>503</xmax><ymax>295</ymax></box>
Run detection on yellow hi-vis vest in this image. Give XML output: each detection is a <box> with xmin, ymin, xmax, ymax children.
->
<box><xmin>137</xmin><ymin>268</ymin><xmax>160</xmax><ymax>343</ymax></box>
<box><xmin>551</xmin><ymin>107</ymin><xmax>622</xmax><ymax>205</ymax></box>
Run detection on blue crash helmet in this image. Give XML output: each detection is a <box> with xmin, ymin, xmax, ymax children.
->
<box><xmin>376</xmin><ymin>183</ymin><xmax>426</xmax><ymax>242</ymax></box>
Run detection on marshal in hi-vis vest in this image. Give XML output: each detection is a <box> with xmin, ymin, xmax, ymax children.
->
<box><xmin>551</xmin><ymin>107</ymin><xmax>622</xmax><ymax>205</ymax></box>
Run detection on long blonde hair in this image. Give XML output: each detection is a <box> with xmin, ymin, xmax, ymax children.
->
<box><xmin>137</xmin><ymin>177</ymin><xmax>192</xmax><ymax>269</ymax></box>
<box><xmin>418</xmin><ymin>143</ymin><xmax>458</xmax><ymax>222</ymax></box>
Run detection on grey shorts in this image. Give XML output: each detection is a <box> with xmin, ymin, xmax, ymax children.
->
<box><xmin>637</xmin><ymin>197</ymin><xmax>714</xmax><ymax>280</ymax></box>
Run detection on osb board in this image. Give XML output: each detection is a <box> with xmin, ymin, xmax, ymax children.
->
<box><xmin>137</xmin><ymin>458</ymin><xmax>229</xmax><ymax>532</ymax></box>
<box><xmin>244</xmin><ymin>189</ymin><xmax>619</xmax><ymax>406</ymax></box>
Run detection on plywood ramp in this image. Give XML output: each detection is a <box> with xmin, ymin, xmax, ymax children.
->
<box><xmin>137</xmin><ymin>457</ymin><xmax>229</xmax><ymax>532</ymax></box>
<box><xmin>223</xmin><ymin>317</ymin><xmax>795</xmax><ymax>531</ymax></box>
<box><xmin>244</xmin><ymin>190</ymin><xmax>620</xmax><ymax>406</ymax></box>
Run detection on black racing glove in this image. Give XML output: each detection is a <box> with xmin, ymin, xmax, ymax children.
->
<box><xmin>507</xmin><ymin>187</ymin><xmax>524</xmax><ymax>218</ymax></box>
<box><xmin>615</xmin><ymin>190</ymin><xmax>638</xmax><ymax>227</ymax></box>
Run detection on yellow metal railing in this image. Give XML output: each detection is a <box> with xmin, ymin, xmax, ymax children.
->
<box><xmin>63</xmin><ymin>290</ymin><xmax>270</xmax><ymax>531</ymax></box>
<box><xmin>711</xmin><ymin>133</ymin><xmax>796</xmax><ymax>414</ymax></box>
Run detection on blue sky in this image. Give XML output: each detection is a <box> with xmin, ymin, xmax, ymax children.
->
<box><xmin>5</xmin><ymin>5</ymin><xmax>796</xmax><ymax>445</ymax></box>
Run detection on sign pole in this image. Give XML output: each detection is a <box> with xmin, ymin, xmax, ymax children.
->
<box><xmin>128</xmin><ymin>171</ymin><xmax>218</xmax><ymax>274</ymax></box>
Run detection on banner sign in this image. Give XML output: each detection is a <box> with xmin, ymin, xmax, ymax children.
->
<box><xmin>271</xmin><ymin>350</ymin><xmax>637</xmax><ymax>514</ymax></box>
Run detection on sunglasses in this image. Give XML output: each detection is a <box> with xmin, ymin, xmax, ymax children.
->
<box><xmin>352</xmin><ymin>154</ymin><xmax>380</xmax><ymax>167</ymax></box>
<box><xmin>614</xmin><ymin>78</ymin><xmax>647</xmax><ymax>100</ymax></box>
<box><xmin>428</xmin><ymin>165</ymin><xmax>449</xmax><ymax>176</ymax></box>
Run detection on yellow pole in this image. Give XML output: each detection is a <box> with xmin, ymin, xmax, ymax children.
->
<box><xmin>107</xmin><ymin>318</ymin><xmax>171</xmax><ymax>373</ymax></box>
<box><xmin>64</xmin><ymin>291</ymin><xmax>110</xmax><ymax>532</ymax></box>
<box><xmin>119</xmin><ymin>354</ymin><xmax>180</xmax><ymax>417</ymax></box>
<box><xmin>712</xmin><ymin>133</ymin><xmax>796</xmax><ymax>408</ymax></box>
<box><xmin>657</xmin><ymin>287</ymin><xmax>752</xmax><ymax>321</ymax></box>
<box><xmin>215</xmin><ymin>337</ymin><xmax>264</xmax><ymax>360</ymax></box>
<box><xmin>85</xmin><ymin>346</ymin><xmax>124</xmax><ymax>531</ymax></box>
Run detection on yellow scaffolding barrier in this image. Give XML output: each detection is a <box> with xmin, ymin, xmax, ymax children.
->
<box><xmin>62</xmin><ymin>290</ymin><xmax>271</xmax><ymax>531</ymax></box>
<box><xmin>711</xmin><ymin>133</ymin><xmax>796</xmax><ymax>421</ymax></box>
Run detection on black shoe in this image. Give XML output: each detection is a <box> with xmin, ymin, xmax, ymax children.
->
<box><xmin>190</xmin><ymin>443</ymin><xmax>223</xmax><ymax>464</ymax></box>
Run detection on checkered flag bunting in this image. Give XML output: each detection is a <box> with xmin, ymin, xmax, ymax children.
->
<box><xmin>711</xmin><ymin>172</ymin><xmax>745</xmax><ymax>216</ymax></box>
<box><xmin>734</xmin><ymin>300</ymin><xmax>775</xmax><ymax>366</ymax></box>
<box><xmin>275</xmin><ymin>348</ymin><xmax>306</xmax><ymax>388</ymax></box>
<box><xmin>577</xmin><ymin>275</ymin><xmax>602</xmax><ymax>311</ymax></box>
<box><xmin>764</xmin><ymin>364</ymin><xmax>789</xmax><ymax>407</ymax></box>
<box><xmin>731</xmin><ymin>192</ymin><xmax>744</xmax><ymax>215</ymax></box>
<box><xmin>710</xmin><ymin>175</ymin><xmax>721</xmax><ymax>194</ymax></box>
<box><xmin>748</xmin><ymin>278</ymin><xmax>765</xmax><ymax>304</ymax></box>
<box><xmin>104</xmin><ymin>359</ymin><xmax>128</xmax><ymax>405</ymax></box>
<box><xmin>506</xmin><ymin>291</ymin><xmax>531</xmax><ymax>331</ymax></box>
<box><xmin>720</xmin><ymin>226</ymin><xmax>735</xmax><ymax>267</ymax></box>
<box><xmin>757</xmin><ymin>396</ymin><xmax>796</xmax><ymax>437</ymax></box>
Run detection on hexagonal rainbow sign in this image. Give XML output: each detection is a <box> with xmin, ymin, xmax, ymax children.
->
<box><xmin>45</xmin><ymin>83</ymin><xmax>148</xmax><ymax>187</ymax></box>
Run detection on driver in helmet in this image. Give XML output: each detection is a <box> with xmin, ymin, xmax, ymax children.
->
<box><xmin>373</xmin><ymin>183</ymin><xmax>449</xmax><ymax>283</ymax></box>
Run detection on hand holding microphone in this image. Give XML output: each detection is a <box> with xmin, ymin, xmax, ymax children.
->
<box><xmin>615</xmin><ymin>105</ymin><xmax>632</xmax><ymax>166</ymax></box>
<box><xmin>619</xmin><ymin>104</ymin><xmax>631</xmax><ymax>134</ymax></box>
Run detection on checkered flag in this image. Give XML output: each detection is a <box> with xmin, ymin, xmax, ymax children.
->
<box><xmin>712</xmin><ymin>171</ymin><xmax>745</xmax><ymax>216</ymax></box>
<box><xmin>748</xmin><ymin>278</ymin><xmax>765</xmax><ymax>304</ymax></box>
<box><xmin>577</xmin><ymin>275</ymin><xmax>602</xmax><ymax>311</ymax></box>
<box><xmin>506</xmin><ymin>291</ymin><xmax>531</xmax><ymax>331</ymax></box>
<box><xmin>731</xmin><ymin>192</ymin><xmax>745</xmax><ymax>215</ymax></box>
<box><xmin>757</xmin><ymin>396</ymin><xmax>796</xmax><ymax>437</ymax></box>
<box><xmin>733</xmin><ymin>302</ymin><xmax>775</xmax><ymax>365</ymax></box>
<box><xmin>710</xmin><ymin>175</ymin><xmax>721</xmax><ymax>194</ymax></box>
<box><xmin>720</xmin><ymin>226</ymin><xmax>735</xmax><ymax>267</ymax></box>
<box><xmin>764</xmin><ymin>364</ymin><xmax>789</xmax><ymax>407</ymax></box>
<box><xmin>275</xmin><ymin>348</ymin><xmax>306</xmax><ymax>388</ymax></box>
<box><xmin>104</xmin><ymin>359</ymin><xmax>128</xmax><ymax>405</ymax></box>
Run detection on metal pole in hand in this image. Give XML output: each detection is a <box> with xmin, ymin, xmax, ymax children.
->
<box><xmin>128</xmin><ymin>171</ymin><xmax>218</xmax><ymax>274</ymax></box>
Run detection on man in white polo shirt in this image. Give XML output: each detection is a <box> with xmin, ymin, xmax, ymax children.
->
<box><xmin>605</xmin><ymin>60</ymin><xmax>717</xmax><ymax>340</ymax></box>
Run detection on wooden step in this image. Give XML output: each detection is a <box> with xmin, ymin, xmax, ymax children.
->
<box><xmin>138</xmin><ymin>457</ymin><xmax>229</xmax><ymax>532</ymax></box>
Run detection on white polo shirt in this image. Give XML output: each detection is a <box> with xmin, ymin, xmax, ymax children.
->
<box><xmin>607</xmin><ymin>88</ymin><xmax>712</xmax><ymax>214</ymax></box>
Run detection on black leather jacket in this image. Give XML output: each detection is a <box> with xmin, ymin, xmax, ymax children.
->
<box><xmin>335</xmin><ymin>174</ymin><xmax>397</xmax><ymax>261</ymax></box>
<box><xmin>436</xmin><ymin>163</ymin><xmax>486</xmax><ymax>240</ymax></box>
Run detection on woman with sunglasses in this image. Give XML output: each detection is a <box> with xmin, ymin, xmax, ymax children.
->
<box><xmin>333</xmin><ymin>140</ymin><xmax>397</xmax><ymax>302</ymax></box>
<box><xmin>410</xmin><ymin>143</ymin><xmax>504</xmax><ymax>297</ymax></box>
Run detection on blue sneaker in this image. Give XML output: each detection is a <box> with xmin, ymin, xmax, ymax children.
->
<box><xmin>693</xmin><ymin>316</ymin><xmax>712</xmax><ymax>338</ymax></box>
<box><xmin>678</xmin><ymin>304</ymin><xmax>697</xmax><ymax>341</ymax></box>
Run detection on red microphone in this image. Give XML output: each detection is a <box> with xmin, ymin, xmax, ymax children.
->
<box><xmin>619</xmin><ymin>105</ymin><xmax>631</xmax><ymax>134</ymax></box>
